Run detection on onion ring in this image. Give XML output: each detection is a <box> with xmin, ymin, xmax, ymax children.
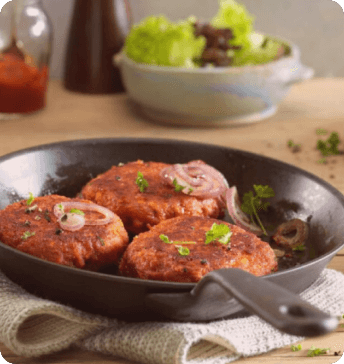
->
<box><xmin>225</xmin><ymin>186</ymin><xmax>263</xmax><ymax>236</ymax></box>
<box><xmin>54</xmin><ymin>202</ymin><xmax>116</xmax><ymax>231</ymax></box>
<box><xmin>272</xmin><ymin>218</ymin><xmax>309</xmax><ymax>248</ymax></box>
<box><xmin>160</xmin><ymin>160</ymin><xmax>229</xmax><ymax>198</ymax></box>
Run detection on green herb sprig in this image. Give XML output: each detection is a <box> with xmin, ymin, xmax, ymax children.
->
<box><xmin>317</xmin><ymin>131</ymin><xmax>341</xmax><ymax>158</ymax></box>
<box><xmin>136</xmin><ymin>172</ymin><xmax>149</xmax><ymax>192</ymax></box>
<box><xmin>307</xmin><ymin>346</ymin><xmax>330</xmax><ymax>357</ymax></box>
<box><xmin>205</xmin><ymin>223</ymin><xmax>232</xmax><ymax>245</ymax></box>
<box><xmin>22</xmin><ymin>231</ymin><xmax>36</xmax><ymax>240</ymax></box>
<box><xmin>291</xmin><ymin>344</ymin><xmax>302</xmax><ymax>352</ymax></box>
<box><xmin>159</xmin><ymin>234</ymin><xmax>195</xmax><ymax>256</ymax></box>
<box><xmin>69</xmin><ymin>208</ymin><xmax>85</xmax><ymax>216</ymax></box>
<box><xmin>26</xmin><ymin>192</ymin><xmax>35</xmax><ymax>206</ymax></box>
<box><xmin>241</xmin><ymin>185</ymin><xmax>275</xmax><ymax>236</ymax></box>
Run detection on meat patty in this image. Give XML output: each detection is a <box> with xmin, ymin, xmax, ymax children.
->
<box><xmin>119</xmin><ymin>216</ymin><xmax>278</xmax><ymax>282</ymax></box>
<box><xmin>81</xmin><ymin>160</ymin><xmax>226</xmax><ymax>235</ymax></box>
<box><xmin>0</xmin><ymin>195</ymin><xmax>129</xmax><ymax>271</ymax></box>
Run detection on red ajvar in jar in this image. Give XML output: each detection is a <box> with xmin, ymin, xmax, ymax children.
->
<box><xmin>0</xmin><ymin>54</ymin><xmax>49</xmax><ymax>114</ymax></box>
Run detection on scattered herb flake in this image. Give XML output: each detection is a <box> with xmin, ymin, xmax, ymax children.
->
<box><xmin>316</xmin><ymin>131</ymin><xmax>341</xmax><ymax>157</ymax></box>
<box><xmin>136</xmin><ymin>171</ymin><xmax>149</xmax><ymax>192</ymax></box>
<box><xmin>159</xmin><ymin>234</ymin><xmax>196</xmax><ymax>246</ymax></box>
<box><xmin>69</xmin><ymin>208</ymin><xmax>85</xmax><ymax>216</ymax></box>
<box><xmin>287</xmin><ymin>140</ymin><xmax>301</xmax><ymax>153</ymax></box>
<box><xmin>172</xmin><ymin>178</ymin><xmax>186</xmax><ymax>192</ymax></box>
<box><xmin>200</xmin><ymin>259</ymin><xmax>208</xmax><ymax>264</ymax></box>
<box><xmin>291</xmin><ymin>344</ymin><xmax>302</xmax><ymax>352</ymax></box>
<box><xmin>176</xmin><ymin>245</ymin><xmax>190</xmax><ymax>256</ymax></box>
<box><xmin>307</xmin><ymin>346</ymin><xmax>330</xmax><ymax>357</ymax></box>
<box><xmin>205</xmin><ymin>223</ymin><xmax>232</xmax><ymax>245</ymax></box>
<box><xmin>55</xmin><ymin>228</ymin><xmax>63</xmax><ymax>235</ymax></box>
<box><xmin>34</xmin><ymin>216</ymin><xmax>41</xmax><ymax>221</ymax></box>
<box><xmin>21</xmin><ymin>231</ymin><xmax>35</xmax><ymax>240</ymax></box>
<box><xmin>26</xmin><ymin>192</ymin><xmax>35</xmax><ymax>206</ymax></box>
<box><xmin>241</xmin><ymin>185</ymin><xmax>275</xmax><ymax>236</ymax></box>
<box><xmin>316</xmin><ymin>128</ymin><xmax>328</xmax><ymax>135</ymax></box>
<box><xmin>23</xmin><ymin>220</ymin><xmax>31</xmax><ymax>226</ymax></box>
<box><xmin>292</xmin><ymin>244</ymin><xmax>306</xmax><ymax>251</ymax></box>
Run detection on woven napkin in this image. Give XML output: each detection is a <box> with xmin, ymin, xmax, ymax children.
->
<box><xmin>1</xmin><ymin>268</ymin><xmax>344</xmax><ymax>364</ymax></box>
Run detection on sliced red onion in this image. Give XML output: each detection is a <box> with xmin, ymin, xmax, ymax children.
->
<box><xmin>272</xmin><ymin>219</ymin><xmax>309</xmax><ymax>248</ymax></box>
<box><xmin>58</xmin><ymin>213</ymin><xmax>85</xmax><ymax>232</ymax></box>
<box><xmin>53</xmin><ymin>202</ymin><xmax>116</xmax><ymax>231</ymax></box>
<box><xmin>225</xmin><ymin>186</ymin><xmax>263</xmax><ymax>236</ymax></box>
<box><xmin>160</xmin><ymin>160</ymin><xmax>229</xmax><ymax>198</ymax></box>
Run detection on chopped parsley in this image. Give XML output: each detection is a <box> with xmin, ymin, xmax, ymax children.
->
<box><xmin>172</xmin><ymin>178</ymin><xmax>193</xmax><ymax>194</ymax></box>
<box><xmin>26</xmin><ymin>192</ymin><xmax>35</xmax><ymax>206</ymax></box>
<box><xmin>291</xmin><ymin>344</ymin><xmax>302</xmax><ymax>352</ymax></box>
<box><xmin>316</xmin><ymin>128</ymin><xmax>328</xmax><ymax>135</ymax></box>
<box><xmin>136</xmin><ymin>171</ymin><xmax>149</xmax><ymax>192</ymax></box>
<box><xmin>44</xmin><ymin>210</ymin><xmax>51</xmax><ymax>222</ymax></box>
<box><xmin>21</xmin><ymin>231</ymin><xmax>35</xmax><ymax>240</ymax></box>
<box><xmin>205</xmin><ymin>223</ymin><xmax>232</xmax><ymax>245</ymax></box>
<box><xmin>317</xmin><ymin>131</ymin><xmax>341</xmax><ymax>157</ymax></box>
<box><xmin>307</xmin><ymin>346</ymin><xmax>330</xmax><ymax>357</ymax></box>
<box><xmin>172</xmin><ymin>178</ymin><xmax>185</xmax><ymax>192</ymax></box>
<box><xmin>241</xmin><ymin>185</ymin><xmax>275</xmax><ymax>236</ymax></box>
<box><xmin>69</xmin><ymin>208</ymin><xmax>85</xmax><ymax>216</ymax></box>
<box><xmin>176</xmin><ymin>245</ymin><xmax>190</xmax><ymax>256</ymax></box>
<box><xmin>159</xmin><ymin>234</ymin><xmax>196</xmax><ymax>245</ymax></box>
<box><xmin>287</xmin><ymin>140</ymin><xmax>301</xmax><ymax>152</ymax></box>
<box><xmin>292</xmin><ymin>244</ymin><xmax>306</xmax><ymax>252</ymax></box>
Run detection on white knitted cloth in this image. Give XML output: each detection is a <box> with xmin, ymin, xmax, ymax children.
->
<box><xmin>1</xmin><ymin>268</ymin><xmax>344</xmax><ymax>364</ymax></box>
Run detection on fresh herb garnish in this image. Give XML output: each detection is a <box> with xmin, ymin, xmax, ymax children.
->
<box><xmin>55</xmin><ymin>228</ymin><xmax>63</xmax><ymax>235</ymax></box>
<box><xmin>69</xmin><ymin>208</ymin><xmax>85</xmax><ymax>216</ymax></box>
<box><xmin>317</xmin><ymin>131</ymin><xmax>340</xmax><ymax>158</ymax></box>
<box><xmin>176</xmin><ymin>245</ymin><xmax>190</xmax><ymax>256</ymax></box>
<box><xmin>172</xmin><ymin>178</ymin><xmax>186</xmax><ymax>192</ymax></box>
<box><xmin>205</xmin><ymin>223</ymin><xmax>232</xmax><ymax>245</ymax></box>
<box><xmin>291</xmin><ymin>344</ymin><xmax>302</xmax><ymax>352</ymax></box>
<box><xmin>316</xmin><ymin>128</ymin><xmax>328</xmax><ymax>135</ymax></box>
<box><xmin>307</xmin><ymin>346</ymin><xmax>330</xmax><ymax>357</ymax></box>
<box><xmin>22</xmin><ymin>231</ymin><xmax>35</xmax><ymax>240</ymax></box>
<box><xmin>26</xmin><ymin>192</ymin><xmax>35</xmax><ymax>206</ymax></box>
<box><xmin>241</xmin><ymin>185</ymin><xmax>275</xmax><ymax>236</ymax></box>
<box><xmin>292</xmin><ymin>244</ymin><xmax>306</xmax><ymax>252</ymax></box>
<box><xmin>287</xmin><ymin>140</ymin><xmax>301</xmax><ymax>153</ymax></box>
<box><xmin>136</xmin><ymin>171</ymin><xmax>149</xmax><ymax>192</ymax></box>
<box><xmin>159</xmin><ymin>234</ymin><xmax>196</xmax><ymax>245</ymax></box>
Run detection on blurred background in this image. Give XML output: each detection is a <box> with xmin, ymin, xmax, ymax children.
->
<box><xmin>42</xmin><ymin>0</ymin><xmax>344</xmax><ymax>79</ymax></box>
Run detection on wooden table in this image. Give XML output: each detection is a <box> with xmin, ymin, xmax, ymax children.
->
<box><xmin>1</xmin><ymin>78</ymin><xmax>344</xmax><ymax>364</ymax></box>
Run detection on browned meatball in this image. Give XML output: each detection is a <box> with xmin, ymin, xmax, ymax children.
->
<box><xmin>119</xmin><ymin>216</ymin><xmax>278</xmax><ymax>282</ymax></box>
<box><xmin>0</xmin><ymin>195</ymin><xmax>129</xmax><ymax>271</ymax></box>
<box><xmin>80</xmin><ymin>160</ymin><xmax>226</xmax><ymax>235</ymax></box>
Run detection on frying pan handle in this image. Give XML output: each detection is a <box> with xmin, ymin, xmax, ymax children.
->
<box><xmin>194</xmin><ymin>268</ymin><xmax>338</xmax><ymax>337</ymax></box>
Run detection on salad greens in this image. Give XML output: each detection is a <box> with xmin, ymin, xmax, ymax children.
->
<box><xmin>124</xmin><ymin>0</ymin><xmax>284</xmax><ymax>67</ymax></box>
<box><xmin>124</xmin><ymin>15</ymin><xmax>205</xmax><ymax>67</ymax></box>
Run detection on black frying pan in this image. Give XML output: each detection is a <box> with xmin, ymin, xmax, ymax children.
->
<box><xmin>0</xmin><ymin>138</ymin><xmax>343</xmax><ymax>337</ymax></box>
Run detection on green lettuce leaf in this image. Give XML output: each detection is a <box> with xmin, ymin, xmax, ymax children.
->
<box><xmin>124</xmin><ymin>15</ymin><xmax>206</xmax><ymax>67</ymax></box>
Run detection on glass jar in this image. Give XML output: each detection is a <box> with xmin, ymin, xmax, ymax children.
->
<box><xmin>0</xmin><ymin>0</ymin><xmax>53</xmax><ymax>119</ymax></box>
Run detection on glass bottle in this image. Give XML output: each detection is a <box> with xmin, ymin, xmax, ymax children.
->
<box><xmin>63</xmin><ymin>0</ymin><xmax>132</xmax><ymax>94</ymax></box>
<box><xmin>0</xmin><ymin>0</ymin><xmax>53</xmax><ymax>119</ymax></box>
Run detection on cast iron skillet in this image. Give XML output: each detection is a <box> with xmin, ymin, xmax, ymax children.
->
<box><xmin>0</xmin><ymin>138</ymin><xmax>343</xmax><ymax>337</ymax></box>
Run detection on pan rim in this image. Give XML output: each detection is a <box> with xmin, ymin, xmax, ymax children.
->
<box><xmin>0</xmin><ymin>136</ymin><xmax>343</xmax><ymax>290</ymax></box>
